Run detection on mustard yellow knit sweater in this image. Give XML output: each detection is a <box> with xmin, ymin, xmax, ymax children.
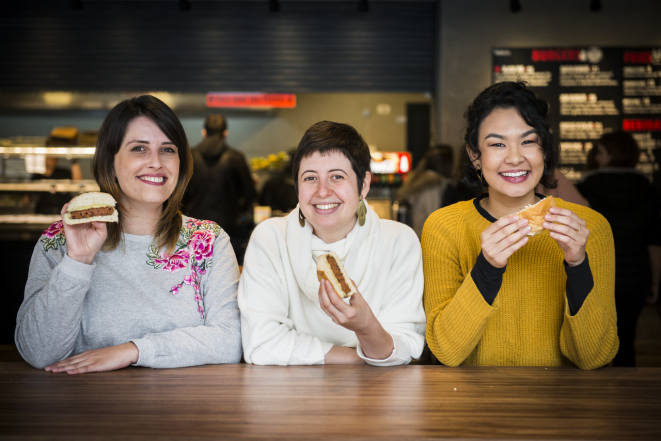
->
<box><xmin>422</xmin><ymin>198</ymin><xmax>619</xmax><ymax>370</ymax></box>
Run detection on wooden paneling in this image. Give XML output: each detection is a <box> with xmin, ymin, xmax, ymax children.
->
<box><xmin>0</xmin><ymin>1</ymin><xmax>436</xmax><ymax>92</ymax></box>
<box><xmin>1</xmin><ymin>363</ymin><xmax>660</xmax><ymax>439</ymax></box>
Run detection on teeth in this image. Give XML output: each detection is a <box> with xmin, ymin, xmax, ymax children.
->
<box><xmin>315</xmin><ymin>204</ymin><xmax>339</xmax><ymax>210</ymax></box>
<box><xmin>500</xmin><ymin>171</ymin><xmax>528</xmax><ymax>178</ymax></box>
<box><xmin>140</xmin><ymin>176</ymin><xmax>164</xmax><ymax>183</ymax></box>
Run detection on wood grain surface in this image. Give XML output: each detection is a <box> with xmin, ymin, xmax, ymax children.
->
<box><xmin>1</xmin><ymin>362</ymin><xmax>659</xmax><ymax>440</ymax></box>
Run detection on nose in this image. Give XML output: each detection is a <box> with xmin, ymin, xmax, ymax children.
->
<box><xmin>147</xmin><ymin>148</ymin><xmax>164</xmax><ymax>169</ymax></box>
<box><xmin>316</xmin><ymin>179</ymin><xmax>333</xmax><ymax>198</ymax></box>
<box><xmin>505</xmin><ymin>144</ymin><xmax>524</xmax><ymax>165</ymax></box>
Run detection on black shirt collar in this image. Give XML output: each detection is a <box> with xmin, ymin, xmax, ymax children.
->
<box><xmin>473</xmin><ymin>193</ymin><xmax>547</xmax><ymax>223</ymax></box>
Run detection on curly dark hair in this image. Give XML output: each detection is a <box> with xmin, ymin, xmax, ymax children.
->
<box><xmin>458</xmin><ymin>81</ymin><xmax>559</xmax><ymax>190</ymax></box>
<box><xmin>292</xmin><ymin>121</ymin><xmax>371</xmax><ymax>195</ymax></box>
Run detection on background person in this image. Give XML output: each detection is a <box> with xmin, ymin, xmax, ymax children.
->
<box><xmin>15</xmin><ymin>95</ymin><xmax>242</xmax><ymax>372</ymax></box>
<box><xmin>238</xmin><ymin>121</ymin><xmax>425</xmax><ymax>366</ymax></box>
<box><xmin>183</xmin><ymin>114</ymin><xmax>256</xmax><ymax>265</ymax></box>
<box><xmin>576</xmin><ymin>131</ymin><xmax>661</xmax><ymax>366</ymax></box>
<box><xmin>422</xmin><ymin>82</ymin><xmax>618</xmax><ymax>369</ymax></box>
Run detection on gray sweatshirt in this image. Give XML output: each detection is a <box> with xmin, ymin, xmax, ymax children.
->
<box><xmin>15</xmin><ymin>217</ymin><xmax>242</xmax><ymax>369</ymax></box>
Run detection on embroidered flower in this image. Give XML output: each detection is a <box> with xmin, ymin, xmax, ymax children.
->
<box><xmin>44</xmin><ymin>221</ymin><xmax>64</xmax><ymax>238</ymax></box>
<box><xmin>146</xmin><ymin>218</ymin><xmax>221</xmax><ymax>319</ymax></box>
<box><xmin>188</xmin><ymin>230</ymin><xmax>215</xmax><ymax>261</ymax></box>
<box><xmin>41</xmin><ymin>221</ymin><xmax>66</xmax><ymax>251</ymax></box>
<box><xmin>154</xmin><ymin>249</ymin><xmax>190</xmax><ymax>273</ymax></box>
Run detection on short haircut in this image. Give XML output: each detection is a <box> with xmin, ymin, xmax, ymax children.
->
<box><xmin>204</xmin><ymin>114</ymin><xmax>227</xmax><ymax>137</ymax></box>
<box><xmin>458</xmin><ymin>81</ymin><xmax>559</xmax><ymax>190</ymax></box>
<box><xmin>92</xmin><ymin>95</ymin><xmax>193</xmax><ymax>253</ymax></box>
<box><xmin>292</xmin><ymin>121</ymin><xmax>371</xmax><ymax>195</ymax></box>
<box><xmin>597</xmin><ymin>130</ymin><xmax>640</xmax><ymax>168</ymax></box>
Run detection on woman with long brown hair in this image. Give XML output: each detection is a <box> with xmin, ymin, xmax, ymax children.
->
<box><xmin>16</xmin><ymin>95</ymin><xmax>242</xmax><ymax>372</ymax></box>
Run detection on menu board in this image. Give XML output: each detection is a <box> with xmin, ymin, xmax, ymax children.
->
<box><xmin>492</xmin><ymin>47</ymin><xmax>661</xmax><ymax>181</ymax></box>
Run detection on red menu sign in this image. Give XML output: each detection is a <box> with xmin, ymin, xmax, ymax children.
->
<box><xmin>206</xmin><ymin>93</ymin><xmax>296</xmax><ymax>109</ymax></box>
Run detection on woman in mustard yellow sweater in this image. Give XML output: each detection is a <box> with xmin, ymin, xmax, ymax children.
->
<box><xmin>422</xmin><ymin>82</ymin><xmax>618</xmax><ymax>370</ymax></box>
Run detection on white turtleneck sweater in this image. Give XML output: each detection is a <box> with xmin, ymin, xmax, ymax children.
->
<box><xmin>238</xmin><ymin>202</ymin><xmax>425</xmax><ymax>366</ymax></box>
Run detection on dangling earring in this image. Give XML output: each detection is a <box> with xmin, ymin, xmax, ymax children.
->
<box><xmin>475</xmin><ymin>164</ymin><xmax>483</xmax><ymax>181</ymax></box>
<box><xmin>299</xmin><ymin>208</ymin><xmax>306</xmax><ymax>228</ymax></box>
<box><xmin>356</xmin><ymin>196</ymin><xmax>367</xmax><ymax>227</ymax></box>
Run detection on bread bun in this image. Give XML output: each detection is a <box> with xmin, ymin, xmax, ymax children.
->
<box><xmin>316</xmin><ymin>251</ymin><xmax>357</xmax><ymax>299</ymax></box>
<box><xmin>514</xmin><ymin>196</ymin><xmax>556</xmax><ymax>236</ymax></box>
<box><xmin>64</xmin><ymin>192</ymin><xmax>118</xmax><ymax>225</ymax></box>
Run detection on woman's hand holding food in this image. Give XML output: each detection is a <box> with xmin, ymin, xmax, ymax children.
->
<box><xmin>481</xmin><ymin>216</ymin><xmax>531</xmax><ymax>268</ymax></box>
<box><xmin>543</xmin><ymin>207</ymin><xmax>589</xmax><ymax>266</ymax></box>
<box><xmin>318</xmin><ymin>279</ymin><xmax>394</xmax><ymax>360</ymax></box>
<box><xmin>60</xmin><ymin>203</ymin><xmax>107</xmax><ymax>265</ymax></box>
<box><xmin>45</xmin><ymin>342</ymin><xmax>139</xmax><ymax>374</ymax></box>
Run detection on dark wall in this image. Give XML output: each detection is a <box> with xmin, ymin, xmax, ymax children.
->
<box><xmin>1</xmin><ymin>1</ymin><xmax>436</xmax><ymax>93</ymax></box>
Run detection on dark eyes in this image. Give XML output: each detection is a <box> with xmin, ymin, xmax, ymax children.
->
<box><xmin>129</xmin><ymin>145</ymin><xmax>176</xmax><ymax>153</ymax></box>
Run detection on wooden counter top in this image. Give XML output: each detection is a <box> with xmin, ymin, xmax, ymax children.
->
<box><xmin>1</xmin><ymin>362</ymin><xmax>659</xmax><ymax>440</ymax></box>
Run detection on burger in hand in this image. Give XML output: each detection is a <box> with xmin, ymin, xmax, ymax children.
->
<box><xmin>64</xmin><ymin>192</ymin><xmax>118</xmax><ymax>225</ymax></box>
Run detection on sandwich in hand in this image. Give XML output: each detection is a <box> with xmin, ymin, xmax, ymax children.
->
<box><xmin>64</xmin><ymin>192</ymin><xmax>118</xmax><ymax>225</ymax></box>
<box><xmin>316</xmin><ymin>251</ymin><xmax>357</xmax><ymax>299</ymax></box>
<box><xmin>512</xmin><ymin>196</ymin><xmax>556</xmax><ymax>236</ymax></box>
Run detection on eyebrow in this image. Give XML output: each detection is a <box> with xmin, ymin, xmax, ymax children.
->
<box><xmin>484</xmin><ymin>129</ymin><xmax>538</xmax><ymax>140</ymax></box>
<box><xmin>126</xmin><ymin>140</ymin><xmax>175</xmax><ymax>145</ymax></box>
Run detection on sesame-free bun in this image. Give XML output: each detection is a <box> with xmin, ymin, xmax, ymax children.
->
<box><xmin>64</xmin><ymin>192</ymin><xmax>118</xmax><ymax>225</ymax></box>
<box><xmin>316</xmin><ymin>251</ymin><xmax>357</xmax><ymax>299</ymax></box>
<box><xmin>514</xmin><ymin>196</ymin><xmax>556</xmax><ymax>236</ymax></box>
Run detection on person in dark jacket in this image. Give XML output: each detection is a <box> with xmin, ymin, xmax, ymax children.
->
<box><xmin>576</xmin><ymin>131</ymin><xmax>661</xmax><ymax>367</ymax></box>
<box><xmin>183</xmin><ymin>114</ymin><xmax>256</xmax><ymax>264</ymax></box>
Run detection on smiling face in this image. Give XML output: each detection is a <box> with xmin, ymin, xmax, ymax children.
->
<box><xmin>298</xmin><ymin>150</ymin><xmax>370</xmax><ymax>243</ymax></box>
<box><xmin>470</xmin><ymin>107</ymin><xmax>545</xmax><ymax>202</ymax></box>
<box><xmin>113</xmin><ymin>116</ymin><xmax>180</xmax><ymax>214</ymax></box>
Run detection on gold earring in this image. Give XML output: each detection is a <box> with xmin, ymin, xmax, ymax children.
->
<box><xmin>475</xmin><ymin>164</ymin><xmax>483</xmax><ymax>181</ymax></box>
<box><xmin>356</xmin><ymin>196</ymin><xmax>367</xmax><ymax>226</ymax></box>
<box><xmin>299</xmin><ymin>208</ymin><xmax>306</xmax><ymax>228</ymax></box>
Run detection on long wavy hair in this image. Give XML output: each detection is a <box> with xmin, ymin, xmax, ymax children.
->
<box><xmin>92</xmin><ymin>95</ymin><xmax>193</xmax><ymax>254</ymax></box>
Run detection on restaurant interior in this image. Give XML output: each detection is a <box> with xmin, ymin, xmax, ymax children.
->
<box><xmin>1</xmin><ymin>1</ymin><xmax>660</xmax><ymax>438</ymax></box>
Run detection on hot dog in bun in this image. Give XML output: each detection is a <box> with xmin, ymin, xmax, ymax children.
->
<box><xmin>64</xmin><ymin>192</ymin><xmax>118</xmax><ymax>225</ymax></box>
<box><xmin>512</xmin><ymin>196</ymin><xmax>556</xmax><ymax>236</ymax></box>
<box><xmin>317</xmin><ymin>251</ymin><xmax>357</xmax><ymax>299</ymax></box>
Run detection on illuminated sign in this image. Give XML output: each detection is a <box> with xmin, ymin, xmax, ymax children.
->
<box><xmin>370</xmin><ymin>152</ymin><xmax>412</xmax><ymax>174</ymax></box>
<box><xmin>206</xmin><ymin>93</ymin><xmax>296</xmax><ymax>109</ymax></box>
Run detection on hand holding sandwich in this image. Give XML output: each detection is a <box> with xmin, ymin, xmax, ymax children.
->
<box><xmin>60</xmin><ymin>203</ymin><xmax>107</xmax><ymax>265</ymax></box>
<box><xmin>543</xmin><ymin>207</ymin><xmax>589</xmax><ymax>266</ymax></box>
<box><xmin>318</xmin><ymin>279</ymin><xmax>394</xmax><ymax>361</ymax></box>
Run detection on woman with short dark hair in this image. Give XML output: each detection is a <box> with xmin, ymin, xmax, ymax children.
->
<box><xmin>238</xmin><ymin>121</ymin><xmax>425</xmax><ymax>365</ymax></box>
<box><xmin>577</xmin><ymin>131</ymin><xmax>661</xmax><ymax>366</ymax></box>
<box><xmin>423</xmin><ymin>82</ymin><xmax>618</xmax><ymax>369</ymax></box>
<box><xmin>16</xmin><ymin>95</ymin><xmax>242</xmax><ymax>372</ymax></box>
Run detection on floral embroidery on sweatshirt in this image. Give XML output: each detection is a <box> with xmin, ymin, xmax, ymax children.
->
<box><xmin>41</xmin><ymin>221</ymin><xmax>66</xmax><ymax>252</ymax></box>
<box><xmin>147</xmin><ymin>218</ymin><xmax>223</xmax><ymax>319</ymax></box>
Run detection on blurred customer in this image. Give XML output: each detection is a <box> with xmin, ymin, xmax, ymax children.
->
<box><xmin>258</xmin><ymin>148</ymin><xmax>298</xmax><ymax>213</ymax></box>
<box><xmin>183</xmin><ymin>114</ymin><xmax>256</xmax><ymax>264</ymax></box>
<box><xmin>576</xmin><ymin>131</ymin><xmax>661</xmax><ymax>367</ymax></box>
<box><xmin>396</xmin><ymin>145</ymin><xmax>480</xmax><ymax>238</ymax></box>
<box><xmin>535</xmin><ymin>168</ymin><xmax>589</xmax><ymax>206</ymax></box>
<box><xmin>31</xmin><ymin>134</ymin><xmax>83</xmax><ymax>215</ymax></box>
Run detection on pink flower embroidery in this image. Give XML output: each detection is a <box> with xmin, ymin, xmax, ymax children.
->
<box><xmin>154</xmin><ymin>249</ymin><xmax>190</xmax><ymax>273</ymax></box>
<box><xmin>188</xmin><ymin>230</ymin><xmax>215</xmax><ymax>261</ymax></box>
<box><xmin>43</xmin><ymin>221</ymin><xmax>64</xmax><ymax>238</ymax></box>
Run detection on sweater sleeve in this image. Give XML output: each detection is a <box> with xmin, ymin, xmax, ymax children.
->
<box><xmin>422</xmin><ymin>208</ymin><xmax>500</xmax><ymax>366</ymax></box>
<box><xmin>356</xmin><ymin>225</ymin><xmax>426</xmax><ymax>366</ymax></box>
<box><xmin>238</xmin><ymin>225</ymin><xmax>328</xmax><ymax>366</ymax></box>
<box><xmin>15</xmin><ymin>238</ymin><xmax>96</xmax><ymax>369</ymax></box>
<box><xmin>131</xmin><ymin>231</ymin><xmax>242</xmax><ymax>368</ymax></box>
<box><xmin>559</xmin><ymin>210</ymin><xmax>619</xmax><ymax>370</ymax></box>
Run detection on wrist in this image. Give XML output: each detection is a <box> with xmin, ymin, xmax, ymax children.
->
<box><xmin>125</xmin><ymin>342</ymin><xmax>139</xmax><ymax>364</ymax></box>
<box><xmin>566</xmin><ymin>255</ymin><xmax>586</xmax><ymax>267</ymax></box>
<box><xmin>67</xmin><ymin>252</ymin><xmax>95</xmax><ymax>265</ymax></box>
